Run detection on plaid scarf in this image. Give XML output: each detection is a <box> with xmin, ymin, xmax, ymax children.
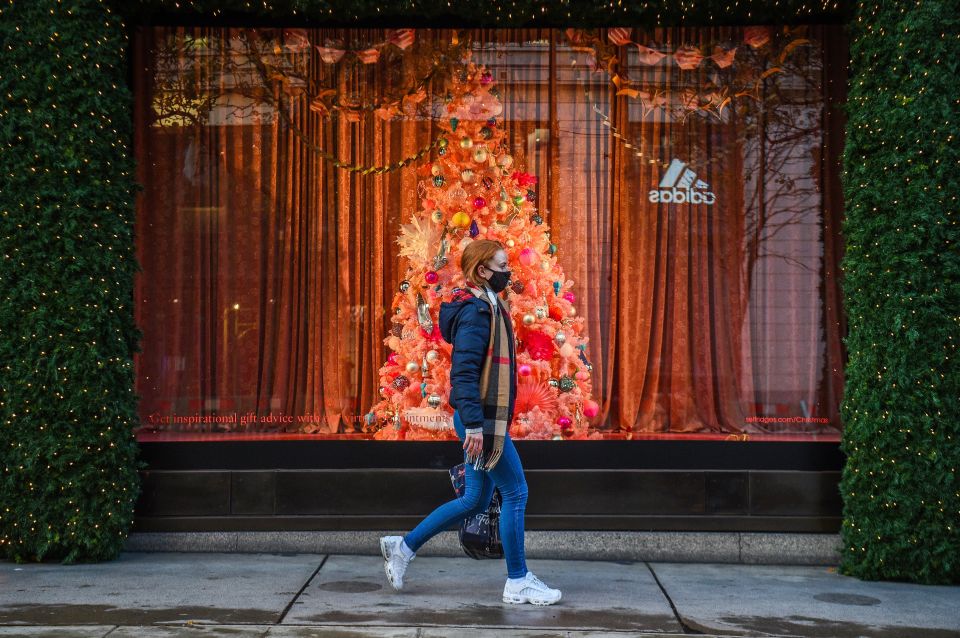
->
<box><xmin>468</xmin><ymin>285</ymin><xmax>512</xmax><ymax>471</ymax></box>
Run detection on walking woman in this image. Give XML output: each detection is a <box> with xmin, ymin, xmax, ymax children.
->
<box><xmin>379</xmin><ymin>239</ymin><xmax>562</xmax><ymax>606</ymax></box>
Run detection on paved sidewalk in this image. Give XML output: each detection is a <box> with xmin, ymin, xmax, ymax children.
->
<box><xmin>1</xmin><ymin>553</ymin><xmax>958</xmax><ymax>637</ymax></box>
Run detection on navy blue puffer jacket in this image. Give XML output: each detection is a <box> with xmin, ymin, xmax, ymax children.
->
<box><xmin>438</xmin><ymin>289</ymin><xmax>517</xmax><ymax>433</ymax></box>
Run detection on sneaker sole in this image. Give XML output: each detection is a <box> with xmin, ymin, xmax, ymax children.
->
<box><xmin>379</xmin><ymin>537</ymin><xmax>391</xmax><ymax>561</ymax></box>
<box><xmin>380</xmin><ymin>538</ymin><xmax>404</xmax><ymax>591</ymax></box>
<box><xmin>502</xmin><ymin>592</ymin><xmax>562</xmax><ymax>606</ymax></box>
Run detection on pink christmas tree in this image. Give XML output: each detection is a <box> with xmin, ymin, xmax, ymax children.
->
<box><xmin>368</xmin><ymin>62</ymin><xmax>600</xmax><ymax>441</ymax></box>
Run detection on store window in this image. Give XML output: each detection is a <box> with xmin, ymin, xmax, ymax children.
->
<box><xmin>132</xmin><ymin>27</ymin><xmax>846</xmax><ymax>442</ymax></box>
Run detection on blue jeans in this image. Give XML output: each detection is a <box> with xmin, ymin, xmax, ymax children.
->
<box><xmin>403</xmin><ymin>410</ymin><xmax>529</xmax><ymax>579</ymax></box>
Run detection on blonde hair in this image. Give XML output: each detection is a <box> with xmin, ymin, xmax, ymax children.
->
<box><xmin>460</xmin><ymin>239</ymin><xmax>504</xmax><ymax>288</ymax></box>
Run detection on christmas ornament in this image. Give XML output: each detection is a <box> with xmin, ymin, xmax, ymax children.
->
<box><xmin>388</xmin><ymin>352</ymin><xmax>399</xmax><ymax>365</ymax></box>
<box><xmin>459</xmin><ymin>137</ymin><xmax>473</xmax><ymax>149</ymax></box>
<box><xmin>426</xmin><ymin>349</ymin><xmax>439</xmax><ymax>363</ymax></box>
<box><xmin>498</xmin><ymin>154</ymin><xmax>514</xmax><ymax>168</ymax></box>
<box><xmin>495</xmin><ymin>200</ymin><xmax>509</xmax><ymax>214</ymax></box>
<box><xmin>558</xmin><ymin>376</ymin><xmax>576</xmax><ymax>392</ymax></box>
<box><xmin>563</xmin><ymin>292</ymin><xmax>576</xmax><ymax>304</ymax></box>
<box><xmin>427</xmin><ymin>394</ymin><xmax>442</xmax><ymax>408</ymax></box>
<box><xmin>524</xmin><ymin>330</ymin><xmax>554</xmax><ymax>361</ymax></box>
<box><xmin>433</xmin><ymin>175</ymin><xmax>445</xmax><ymax>187</ymax></box>
<box><xmin>553</xmin><ymin>281</ymin><xmax>562</xmax><ymax>296</ymax></box>
<box><xmin>506</xmin><ymin>239</ymin><xmax>515</xmax><ymax>247</ymax></box>
<box><xmin>438</xmin><ymin>137</ymin><xmax>448</xmax><ymax>149</ymax></box>
<box><xmin>415</xmin><ymin>292</ymin><xmax>433</xmax><ymax>333</ymax></box>
<box><xmin>548</xmin><ymin>243</ymin><xmax>557</xmax><ymax>255</ymax></box>
<box><xmin>558</xmin><ymin>416</ymin><xmax>572</xmax><ymax>428</ymax></box>
<box><xmin>420</xmin><ymin>381</ymin><xmax>428</xmax><ymax>397</ymax></box>
<box><xmin>451</xmin><ymin>211</ymin><xmax>471</xmax><ymax>228</ymax></box>
<box><xmin>393</xmin><ymin>375</ymin><xmax>410</xmax><ymax>391</ymax></box>
<box><xmin>519</xmin><ymin>364</ymin><xmax>533</xmax><ymax>376</ymax></box>
<box><xmin>583</xmin><ymin>400</ymin><xmax>600</xmax><ymax>418</ymax></box>
<box><xmin>482</xmin><ymin>176</ymin><xmax>494</xmax><ymax>189</ymax></box>
<box><xmin>431</xmin><ymin>162</ymin><xmax>442</xmax><ymax>176</ymax></box>
<box><xmin>473</xmin><ymin>147</ymin><xmax>488</xmax><ymax>163</ymax></box>
<box><xmin>399</xmin><ymin>280</ymin><xmax>410</xmax><ymax>292</ymax></box>
<box><xmin>519</xmin><ymin>248</ymin><xmax>538</xmax><ymax>266</ymax></box>
<box><xmin>431</xmin><ymin>210</ymin><xmax>443</xmax><ymax>223</ymax></box>
<box><xmin>522</xmin><ymin>314</ymin><xmax>536</xmax><ymax>326</ymax></box>
<box><xmin>510</xmin><ymin>281</ymin><xmax>524</xmax><ymax>294</ymax></box>
<box><xmin>513</xmin><ymin>195</ymin><xmax>525</xmax><ymax>206</ymax></box>
<box><xmin>450</xmin><ymin>118</ymin><xmax>459</xmax><ymax>131</ymax></box>
<box><xmin>460</xmin><ymin>169</ymin><xmax>475</xmax><ymax>183</ymax></box>
<box><xmin>391</xmin><ymin>324</ymin><xmax>404</xmax><ymax>338</ymax></box>
<box><xmin>469</xmin><ymin>220</ymin><xmax>479</xmax><ymax>237</ymax></box>
<box><xmin>425</xmin><ymin>271</ymin><xmax>439</xmax><ymax>284</ymax></box>
<box><xmin>526</xmin><ymin>190</ymin><xmax>537</xmax><ymax>202</ymax></box>
<box><xmin>480</xmin><ymin>126</ymin><xmax>493</xmax><ymax>139</ymax></box>
<box><xmin>405</xmin><ymin>361</ymin><xmax>420</xmax><ymax>373</ymax></box>
<box><xmin>473</xmin><ymin>196</ymin><xmax>486</xmax><ymax>209</ymax></box>
<box><xmin>433</xmin><ymin>233</ymin><xmax>449</xmax><ymax>269</ymax></box>
<box><xmin>548</xmin><ymin>378</ymin><xmax>560</xmax><ymax>388</ymax></box>
<box><xmin>535</xmin><ymin>306</ymin><xmax>547</xmax><ymax>319</ymax></box>
<box><xmin>554</xmin><ymin>331</ymin><xmax>566</xmax><ymax>345</ymax></box>
<box><xmin>531</xmin><ymin>214</ymin><xmax>543</xmax><ymax>225</ymax></box>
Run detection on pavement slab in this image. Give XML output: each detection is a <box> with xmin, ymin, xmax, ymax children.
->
<box><xmin>0</xmin><ymin>553</ymin><xmax>321</xmax><ymax>626</ymax></box>
<box><xmin>649</xmin><ymin>562</ymin><xmax>960</xmax><ymax>637</ymax></box>
<box><xmin>283</xmin><ymin>556</ymin><xmax>681</xmax><ymax>633</ymax></box>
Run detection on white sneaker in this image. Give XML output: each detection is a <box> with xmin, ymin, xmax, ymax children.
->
<box><xmin>379</xmin><ymin>535</ymin><xmax>413</xmax><ymax>591</ymax></box>
<box><xmin>502</xmin><ymin>571</ymin><xmax>562</xmax><ymax>606</ymax></box>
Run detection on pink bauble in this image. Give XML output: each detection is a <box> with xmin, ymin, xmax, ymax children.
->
<box><xmin>583</xmin><ymin>400</ymin><xmax>600</xmax><ymax>418</ymax></box>
<box><xmin>473</xmin><ymin>196</ymin><xmax>486</xmax><ymax>209</ymax></box>
<box><xmin>519</xmin><ymin>248</ymin><xmax>538</xmax><ymax>267</ymax></box>
<box><xmin>560</xmin><ymin>343</ymin><xmax>575</xmax><ymax>358</ymax></box>
<box><xmin>518</xmin><ymin>364</ymin><xmax>532</xmax><ymax>377</ymax></box>
<box><xmin>387</xmin><ymin>353</ymin><xmax>399</xmax><ymax>365</ymax></box>
<box><xmin>425</xmin><ymin>271</ymin><xmax>439</xmax><ymax>284</ymax></box>
<box><xmin>557</xmin><ymin>416</ymin><xmax>572</xmax><ymax>428</ymax></box>
<box><xmin>563</xmin><ymin>291</ymin><xmax>576</xmax><ymax>304</ymax></box>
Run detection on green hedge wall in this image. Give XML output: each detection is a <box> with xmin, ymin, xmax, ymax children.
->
<box><xmin>0</xmin><ymin>0</ymin><xmax>143</xmax><ymax>562</ymax></box>
<box><xmin>838</xmin><ymin>1</ymin><xmax>959</xmax><ymax>584</ymax></box>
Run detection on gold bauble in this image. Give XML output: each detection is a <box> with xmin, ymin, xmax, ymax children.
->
<box><xmin>473</xmin><ymin>148</ymin><xmax>488</xmax><ymax>163</ymax></box>
<box><xmin>426</xmin><ymin>349</ymin><xmax>439</xmax><ymax>363</ymax></box>
<box><xmin>506</xmin><ymin>239</ymin><xmax>515</xmax><ymax>248</ymax></box>
<box><xmin>495</xmin><ymin>200</ymin><xmax>509</xmax><ymax>214</ymax></box>
<box><xmin>460</xmin><ymin>169</ymin><xmax>475</xmax><ymax>184</ymax></box>
<box><xmin>405</xmin><ymin>361</ymin><xmax>420</xmax><ymax>374</ymax></box>
<box><xmin>451</xmin><ymin>211</ymin><xmax>472</xmax><ymax>228</ymax></box>
<box><xmin>460</xmin><ymin>137</ymin><xmax>474</xmax><ymax>149</ymax></box>
<box><xmin>522</xmin><ymin>314</ymin><xmax>536</xmax><ymax>326</ymax></box>
<box><xmin>431</xmin><ymin>210</ymin><xmax>444</xmax><ymax>223</ymax></box>
<box><xmin>430</xmin><ymin>162</ymin><xmax>442</xmax><ymax>176</ymax></box>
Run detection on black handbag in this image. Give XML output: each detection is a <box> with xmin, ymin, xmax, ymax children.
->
<box><xmin>448</xmin><ymin>462</ymin><xmax>504</xmax><ymax>560</ymax></box>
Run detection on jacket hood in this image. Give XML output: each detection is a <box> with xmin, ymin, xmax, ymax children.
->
<box><xmin>438</xmin><ymin>289</ymin><xmax>490</xmax><ymax>344</ymax></box>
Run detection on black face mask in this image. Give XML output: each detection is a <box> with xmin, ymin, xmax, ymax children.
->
<box><xmin>486</xmin><ymin>269</ymin><xmax>511</xmax><ymax>293</ymax></box>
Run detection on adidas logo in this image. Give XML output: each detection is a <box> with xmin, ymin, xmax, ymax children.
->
<box><xmin>649</xmin><ymin>159</ymin><xmax>716</xmax><ymax>205</ymax></box>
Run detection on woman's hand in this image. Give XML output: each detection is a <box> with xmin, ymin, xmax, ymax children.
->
<box><xmin>463</xmin><ymin>432</ymin><xmax>483</xmax><ymax>461</ymax></box>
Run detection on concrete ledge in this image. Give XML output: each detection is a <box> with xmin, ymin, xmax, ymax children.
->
<box><xmin>123</xmin><ymin>531</ymin><xmax>841</xmax><ymax>565</ymax></box>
